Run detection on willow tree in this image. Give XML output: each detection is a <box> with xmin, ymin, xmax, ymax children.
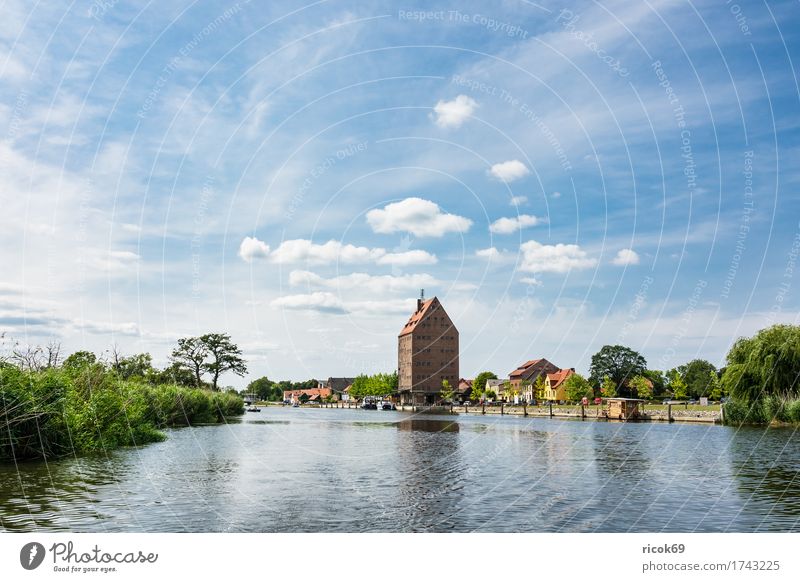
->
<box><xmin>721</xmin><ymin>324</ymin><xmax>800</xmax><ymax>404</ymax></box>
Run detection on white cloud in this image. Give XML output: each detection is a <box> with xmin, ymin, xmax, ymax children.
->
<box><xmin>432</xmin><ymin>94</ymin><xmax>478</xmax><ymax>128</ymax></box>
<box><xmin>376</xmin><ymin>250</ymin><xmax>437</xmax><ymax>266</ymax></box>
<box><xmin>476</xmin><ymin>247</ymin><xmax>501</xmax><ymax>259</ymax></box>
<box><xmin>489</xmin><ymin>160</ymin><xmax>530</xmax><ymax>182</ymax></box>
<box><xmin>551</xmin><ymin>191</ymin><xmax>562</xmax><ymax>199</ymax></box>
<box><xmin>520</xmin><ymin>241</ymin><xmax>597</xmax><ymax>273</ymax></box>
<box><xmin>489</xmin><ymin>214</ymin><xmax>542</xmax><ymax>234</ymax></box>
<box><xmin>520</xmin><ymin>276</ymin><xmax>543</xmax><ymax>287</ymax></box>
<box><xmin>270</xmin><ymin>292</ymin><xmax>348</xmax><ymax>314</ymax></box>
<box><xmin>241</xmin><ymin>238</ymin><xmax>438</xmax><ymax>266</ymax></box>
<box><xmin>366</xmin><ymin>197</ymin><xmax>472</xmax><ymax>237</ymax></box>
<box><xmin>289</xmin><ymin>271</ymin><xmax>437</xmax><ymax>294</ymax></box>
<box><xmin>270</xmin><ymin>239</ymin><xmax>385</xmax><ymax>264</ymax></box>
<box><xmin>288</xmin><ymin>271</ymin><xmax>476</xmax><ymax>299</ymax></box>
<box><xmin>238</xmin><ymin>237</ymin><xmax>270</xmax><ymax>262</ymax></box>
<box><xmin>510</xmin><ymin>196</ymin><xmax>528</xmax><ymax>206</ymax></box>
<box><xmin>612</xmin><ymin>248</ymin><xmax>641</xmax><ymax>266</ymax></box>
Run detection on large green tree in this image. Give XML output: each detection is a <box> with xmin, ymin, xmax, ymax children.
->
<box><xmin>668</xmin><ymin>370</ymin><xmax>688</xmax><ymax>400</ymax></box>
<box><xmin>472</xmin><ymin>371</ymin><xmax>497</xmax><ymax>396</ymax></box>
<box><xmin>564</xmin><ymin>373</ymin><xmax>593</xmax><ymax>402</ymax></box>
<box><xmin>171</xmin><ymin>337</ymin><xmax>209</xmax><ymax>388</ymax></box>
<box><xmin>589</xmin><ymin>345</ymin><xmax>647</xmax><ymax>397</ymax></box>
<box><xmin>629</xmin><ymin>375</ymin><xmax>653</xmax><ymax>400</ymax></box>
<box><xmin>200</xmin><ymin>333</ymin><xmax>247</xmax><ymax>391</ymax></box>
<box><xmin>721</xmin><ymin>324</ymin><xmax>800</xmax><ymax>403</ymax></box>
<box><xmin>246</xmin><ymin>376</ymin><xmax>282</xmax><ymax>401</ymax></box>
<box><xmin>673</xmin><ymin>359</ymin><xmax>717</xmax><ymax>398</ymax></box>
<box><xmin>439</xmin><ymin>379</ymin><xmax>454</xmax><ymax>403</ymax></box>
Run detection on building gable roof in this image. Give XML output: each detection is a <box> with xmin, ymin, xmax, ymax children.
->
<box><xmin>546</xmin><ymin>368</ymin><xmax>575</xmax><ymax>389</ymax></box>
<box><xmin>399</xmin><ymin>296</ymin><xmax>454</xmax><ymax>336</ymax></box>
<box><xmin>509</xmin><ymin>358</ymin><xmax>548</xmax><ymax>378</ymax></box>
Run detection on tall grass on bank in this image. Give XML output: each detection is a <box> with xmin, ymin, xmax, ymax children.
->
<box><xmin>0</xmin><ymin>365</ymin><xmax>244</xmax><ymax>462</ymax></box>
<box><xmin>723</xmin><ymin>395</ymin><xmax>800</xmax><ymax>426</ymax></box>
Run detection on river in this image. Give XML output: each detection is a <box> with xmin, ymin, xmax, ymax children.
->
<box><xmin>1</xmin><ymin>407</ymin><xmax>798</xmax><ymax>532</ymax></box>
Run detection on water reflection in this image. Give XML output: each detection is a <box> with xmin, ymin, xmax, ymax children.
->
<box><xmin>396</xmin><ymin>418</ymin><xmax>460</xmax><ymax>432</ymax></box>
<box><xmin>0</xmin><ymin>410</ymin><xmax>799</xmax><ymax>532</ymax></box>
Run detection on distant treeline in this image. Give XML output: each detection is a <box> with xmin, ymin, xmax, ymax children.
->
<box><xmin>244</xmin><ymin>377</ymin><xmax>317</xmax><ymax>401</ymax></box>
<box><xmin>0</xmin><ymin>336</ymin><xmax>246</xmax><ymax>462</ymax></box>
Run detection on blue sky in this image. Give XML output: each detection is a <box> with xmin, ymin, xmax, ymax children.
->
<box><xmin>1</xmin><ymin>0</ymin><xmax>799</xmax><ymax>386</ymax></box>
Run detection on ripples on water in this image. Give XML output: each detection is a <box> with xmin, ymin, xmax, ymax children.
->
<box><xmin>1</xmin><ymin>408</ymin><xmax>798</xmax><ymax>532</ymax></box>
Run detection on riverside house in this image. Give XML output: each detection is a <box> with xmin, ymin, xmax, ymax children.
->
<box><xmin>457</xmin><ymin>378</ymin><xmax>473</xmax><ymax>401</ymax></box>
<box><xmin>486</xmin><ymin>378</ymin><xmax>506</xmax><ymax>401</ymax></box>
<box><xmin>317</xmin><ymin>377</ymin><xmax>356</xmax><ymax>401</ymax></box>
<box><xmin>543</xmin><ymin>368</ymin><xmax>576</xmax><ymax>401</ymax></box>
<box><xmin>283</xmin><ymin>387</ymin><xmax>332</xmax><ymax>403</ymax></box>
<box><xmin>508</xmin><ymin>358</ymin><xmax>559</xmax><ymax>400</ymax></box>
<box><xmin>398</xmin><ymin>294</ymin><xmax>459</xmax><ymax>406</ymax></box>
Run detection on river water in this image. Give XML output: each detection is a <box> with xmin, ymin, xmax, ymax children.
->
<box><xmin>1</xmin><ymin>408</ymin><xmax>799</xmax><ymax>532</ymax></box>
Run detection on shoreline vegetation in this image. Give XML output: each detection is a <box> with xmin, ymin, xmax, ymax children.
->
<box><xmin>1</xmin><ymin>335</ymin><xmax>246</xmax><ymax>463</ymax></box>
<box><xmin>2</xmin><ymin>322</ymin><xmax>799</xmax><ymax>463</ymax></box>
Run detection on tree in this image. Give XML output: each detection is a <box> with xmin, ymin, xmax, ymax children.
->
<box><xmin>708</xmin><ymin>370</ymin><xmax>723</xmax><ymax>401</ymax></box>
<box><xmin>721</xmin><ymin>324</ymin><xmax>800</xmax><ymax>403</ymax></box>
<box><xmin>439</xmin><ymin>379</ymin><xmax>454</xmax><ymax>403</ymax></box>
<box><xmin>200</xmin><ymin>333</ymin><xmax>247</xmax><ymax>391</ymax></box>
<box><xmin>676</xmin><ymin>359</ymin><xmax>717</xmax><ymax>398</ymax></box>
<box><xmin>63</xmin><ymin>350</ymin><xmax>98</xmax><ymax>372</ymax></box>
<box><xmin>247</xmin><ymin>376</ymin><xmax>280</xmax><ymax>401</ymax></box>
<box><xmin>171</xmin><ymin>337</ymin><xmax>208</xmax><ymax>388</ymax></box>
<box><xmin>485</xmin><ymin>390</ymin><xmax>497</xmax><ymax>401</ymax></box>
<box><xmin>44</xmin><ymin>341</ymin><xmax>62</xmax><ymax>369</ymax></box>
<box><xmin>115</xmin><ymin>353</ymin><xmax>154</xmax><ymax>380</ymax></box>
<box><xmin>600</xmin><ymin>376</ymin><xmax>617</xmax><ymax>398</ymax></box>
<box><xmin>629</xmin><ymin>375</ymin><xmax>653</xmax><ymax>400</ymax></box>
<box><xmin>149</xmin><ymin>362</ymin><xmax>197</xmax><ymax>387</ymax></box>
<box><xmin>11</xmin><ymin>345</ymin><xmax>43</xmax><ymax>372</ymax></box>
<box><xmin>533</xmin><ymin>375</ymin><xmax>547</xmax><ymax>402</ymax></box>
<box><xmin>589</xmin><ymin>345</ymin><xmax>647</xmax><ymax>397</ymax></box>
<box><xmin>470</xmin><ymin>382</ymin><xmax>484</xmax><ymax>402</ymax></box>
<box><xmin>668</xmin><ymin>370</ymin><xmax>688</xmax><ymax>400</ymax></box>
<box><xmin>564</xmin><ymin>373</ymin><xmax>593</xmax><ymax>402</ymax></box>
<box><xmin>643</xmin><ymin>369</ymin><xmax>666</xmax><ymax>396</ymax></box>
<box><xmin>505</xmin><ymin>383</ymin><xmax>520</xmax><ymax>403</ymax></box>
<box><xmin>473</xmin><ymin>371</ymin><xmax>497</xmax><ymax>396</ymax></box>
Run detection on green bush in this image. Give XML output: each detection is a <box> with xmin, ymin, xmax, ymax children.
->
<box><xmin>1</xmin><ymin>367</ymin><xmax>243</xmax><ymax>462</ymax></box>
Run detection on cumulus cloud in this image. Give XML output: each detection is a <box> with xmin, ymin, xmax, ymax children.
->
<box><xmin>366</xmin><ymin>197</ymin><xmax>472</xmax><ymax>237</ymax></box>
<box><xmin>489</xmin><ymin>160</ymin><xmax>530</xmax><ymax>182</ymax></box>
<box><xmin>289</xmin><ymin>271</ymin><xmax>437</xmax><ymax>294</ymax></box>
<box><xmin>612</xmin><ymin>248</ymin><xmax>640</xmax><ymax>266</ymax></box>
<box><xmin>520</xmin><ymin>240</ymin><xmax>597</xmax><ymax>273</ymax></box>
<box><xmin>270</xmin><ymin>292</ymin><xmax>348</xmax><ymax>314</ymax></box>
<box><xmin>510</xmin><ymin>195</ymin><xmax>528</xmax><ymax>206</ymax></box>
<box><xmin>376</xmin><ymin>250</ymin><xmax>437</xmax><ymax>266</ymax></box>
<box><xmin>270</xmin><ymin>239</ymin><xmax>385</xmax><ymax>264</ymax></box>
<box><xmin>475</xmin><ymin>247</ymin><xmax>501</xmax><ymax>259</ymax></box>
<box><xmin>432</xmin><ymin>94</ymin><xmax>478</xmax><ymax>128</ymax></box>
<box><xmin>239</xmin><ymin>237</ymin><xmax>438</xmax><ymax>266</ymax></box>
<box><xmin>520</xmin><ymin>276</ymin><xmax>543</xmax><ymax>287</ymax></box>
<box><xmin>238</xmin><ymin>237</ymin><xmax>270</xmax><ymax>262</ymax></box>
<box><xmin>489</xmin><ymin>214</ymin><xmax>542</xmax><ymax>234</ymax></box>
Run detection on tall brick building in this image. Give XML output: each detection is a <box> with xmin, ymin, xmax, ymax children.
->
<box><xmin>398</xmin><ymin>295</ymin><xmax>459</xmax><ymax>406</ymax></box>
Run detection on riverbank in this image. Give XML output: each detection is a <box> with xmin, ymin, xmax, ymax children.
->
<box><xmin>313</xmin><ymin>401</ymin><xmax>722</xmax><ymax>423</ymax></box>
<box><xmin>0</xmin><ymin>366</ymin><xmax>244</xmax><ymax>462</ymax></box>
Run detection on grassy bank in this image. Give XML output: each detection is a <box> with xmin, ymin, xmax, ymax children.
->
<box><xmin>723</xmin><ymin>396</ymin><xmax>800</xmax><ymax>426</ymax></box>
<box><xmin>0</xmin><ymin>365</ymin><xmax>243</xmax><ymax>462</ymax></box>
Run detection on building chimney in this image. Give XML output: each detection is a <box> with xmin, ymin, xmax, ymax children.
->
<box><xmin>417</xmin><ymin>288</ymin><xmax>425</xmax><ymax>311</ymax></box>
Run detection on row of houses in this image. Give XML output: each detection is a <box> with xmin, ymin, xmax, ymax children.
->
<box><xmin>283</xmin><ymin>377</ymin><xmax>355</xmax><ymax>404</ymax></box>
<box><xmin>456</xmin><ymin>359</ymin><xmax>577</xmax><ymax>404</ymax></box>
